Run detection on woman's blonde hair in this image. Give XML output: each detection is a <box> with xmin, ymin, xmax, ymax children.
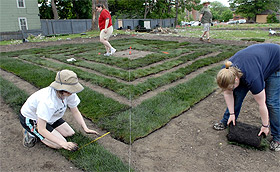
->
<box><xmin>216</xmin><ymin>61</ymin><xmax>243</xmax><ymax>90</ymax></box>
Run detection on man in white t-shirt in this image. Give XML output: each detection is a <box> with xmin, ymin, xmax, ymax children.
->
<box><xmin>20</xmin><ymin>69</ymin><xmax>98</xmax><ymax>151</ymax></box>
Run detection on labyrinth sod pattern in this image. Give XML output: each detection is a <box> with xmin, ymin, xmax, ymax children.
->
<box><xmin>0</xmin><ymin>38</ymin><xmax>244</xmax><ymax>144</ymax></box>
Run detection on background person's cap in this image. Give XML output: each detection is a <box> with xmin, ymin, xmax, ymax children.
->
<box><xmin>50</xmin><ymin>69</ymin><xmax>84</xmax><ymax>93</ymax></box>
<box><xmin>202</xmin><ymin>1</ymin><xmax>211</xmax><ymax>5</ymax></box>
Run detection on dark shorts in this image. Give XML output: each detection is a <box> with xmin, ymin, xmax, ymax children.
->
<box><xmin>19</xmin><ymin>112</ymin><xmax>65</xmax><ymax>141</ymax></box>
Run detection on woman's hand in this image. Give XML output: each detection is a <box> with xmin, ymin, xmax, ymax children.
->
<box><xmin>227</xmin><ymin>114</ymin><xmax>236</xmax><ymax>125</ymax></box>
<box><xmin>84</xmin><ymin>128</ymin><xmax>99</xmax><ymax>135</ymax></box>
<box><xmin>258</xmin><ymin>126</ymin><xmax>269</xmax><ymax>136</ymax></box>
<box><xmin>61</xmin><ymin>141</ymin><xmax>78</xmax><ymax>151</ymax></box>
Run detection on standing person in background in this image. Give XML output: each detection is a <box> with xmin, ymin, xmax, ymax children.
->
<box><xmin>199</xmin><ymin>1</ymin><xmax>212</xmax><ymax>43</ymax></box>
<box><xmin>96</xmin><ymin>4</ymin><xmax>116</xmax><ymax>56</ymax></box>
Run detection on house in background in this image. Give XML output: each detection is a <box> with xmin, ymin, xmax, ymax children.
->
<box><xmin>256</xmin><ymin>9</ymin><xmax>280</xmax><ymax>23</ymax></box>
<box><xmin>0</xmin><ymin>0</ymin><xmax>41</xmax><ymax>41</ymax></box>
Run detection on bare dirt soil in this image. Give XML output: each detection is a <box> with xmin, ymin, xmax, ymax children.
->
<box><xmin>0</xmin><ymin>34</ymin><xmax>279</xmax><ymax>172</ymax></box>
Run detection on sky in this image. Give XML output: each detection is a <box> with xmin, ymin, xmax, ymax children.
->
<box><xmin>208</xmin><ymin>0</ymin><xmax>230</xmax><ymax>7</ymax></box>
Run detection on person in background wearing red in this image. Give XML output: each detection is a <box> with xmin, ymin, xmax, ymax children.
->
<box><xmin>96</xmin><ymin>4</ymin><xmax>116</xmax><ymax>56</ymax></box>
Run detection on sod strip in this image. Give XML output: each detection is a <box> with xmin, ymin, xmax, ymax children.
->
<box><xmin>0</xmin><ymin>77</ymin><xmax>29</xmax><ymax>113</ymax></box>
<box><xmin>0</xmin><ymin>57</ymin><xmax>129</xmax><ymax>121</ymax></box>
<box><xmin>79</xmin><ymin>43</ymin><xmax>220</xmax><ymax>71</ymax></box>
<box><xmin>15</xmin><ymin>50</ymin><xmax>237</xmax><ymax>100</ymax></box>
<box><xmin>127</xmin><ymin>51</ymin><xmax>238</xmax><ymax>99</ymax></box>
<box><xmin>101</xmin><ymin>66</ymin><xmax>222</xmax><ymax>143</ymax></box>
<box><xmin>73</xmin><ymin>40</ymin><xmax>213</xmax><ymax>70</ymax></box>
<box><xmin>78</xmin><ymin>48</ymin><xmax>189</xmax><ymax>70</ymax></box>
<box><xmin>0</xmin><ymin>77</ymin><xmax>133</xmax><ymax>171</ymax></box>
<box><xmin>2</xmin><ymin>41</ymin><xmax>243</xmax><ymax>101</ymax></box>
<box><xmin>47</xmin><ymin>50</ymin><xmax>210</xmax><ymax>82</ymax></box>
<box><xmin>130</xmin><ymin>50</ymin><xmax>211</xmax><ymax>80</ymax></box>
<box><xmin>13</xmin><ymin>55</ymin><xmax>131</xmax><ymax>98</ymax></box>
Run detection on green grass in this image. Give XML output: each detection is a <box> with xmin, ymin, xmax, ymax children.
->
<box><xmin>2</xmin><ymin>39</ymin><xmax>241</xmax><ymax>100</ymax></box>
<box><xmin>1</xmin><ymin>25</ymin><xmax>275</xmax><ymax>170</ymax></box>
<box><xmin>0</xmin><ymin>39</ymin><xmax>244</xmax><ymax>143</ymax></box>
<box><xmin>13</xmin><ymin>45</ymin><xmax>238</xmax><ymax>100</ymax></box>
<box><xmin>179</xmin><ymin>27</ymin><xmax>280</xmax><ymax>43</ymax></box>
<box><xmin>103</xmin><ymin>65</ymin><xmax>222</xmax><ymax>143</ymax></box>
<box><xmin>228</xmin><ymin>139</ymin><xmax>270</xmax><ymax>151</ymax></box>
<box><xmin>2</xmin><ymin>23</ymin><xmax>279</xmax><ymax>45</ymax></box>
<box><xmin>0</xmin><ymin>57</ymin><xmax>130</xmax><ymax>124</ymax></box>
<box><xmin>0</xmin><ymin>76</ymin><xmax>133</xmax><ymax>171</ymax></box>
<box><xmin>0</xmin><ymin>77</ymin><xmax>29</xmax><ymax>113</ymax></box>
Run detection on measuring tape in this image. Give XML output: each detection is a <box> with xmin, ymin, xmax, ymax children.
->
<box><xmin>77</xmin><ymin>132</ymin><xmax>110</xmax><ymax>151</ymax></box>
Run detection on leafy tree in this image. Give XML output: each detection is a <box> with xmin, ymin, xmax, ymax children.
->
<box><xmin>108</xmin><ymin>0</ymin><xmax>145</xmax><ymax>19</ymax></box>
<box><xmin>56</xmin><ymin>0</ymin><xmax>74</xmax><ymax>19</ymax></box>
<box><xmin>184</xmin><ymin>0</ymin><xmax>201</xmax><ymax>11</ymax></box>
<box><xmin>38</xmin><ymin>0</ymin><xmax>92</xmax><ymax>19</ymax></box>
<box><xmin>38</xmin><ymin>0</ymin><xmax>53</xmax><ymax>19</ymax></box>
<box><xmin>72</xmin><ymin>0</ymin><xmax>92</xmax><ymax>19</ymax></box>
<box><xmin>108</xmin><ymin>0</ymin><xmax>178</xmax><ymax>19</ymax></box>
<box><xmin>221</xmin><ymin>10</ymin><xmax>233</xmax><ymax>22</ymax></box>
<box><xmin>209</xmin><ymin>1</ymin><xmax>233</xmax><ymax>22</ymax></box>
<box><xmin>229</xmin><ymin>0</ymin><xmax>280</xmax><ymax>22</ymax></box>
<box><xmin>149</xmin><ymin>0</ymin><xmax>174</xmax><ymax>18</ymax></box>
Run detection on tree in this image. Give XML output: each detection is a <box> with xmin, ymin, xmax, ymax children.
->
<box><xmin>38</xmin><ymin>0</ymin><xmax>92</xmax><ymax>19</ymax></box>
<box><xmin>38</xmin><ymin>0</ymin><xmax>53</xmax><ymax>19</ymax></box>
<box><xmin>51</xmin><ymin>0</ymin><xmax>59</xmax><ymax>19</ymax></box>
<box><xmin>175</xmin><ymin>0</ymin><xmax>179</xmax><ymax>26</ymax></box>
<box><xmin>181</xmin><ymin>0</ymin><xmax>202</xmax><ymax>21</ymax></box>
<box><xmin>209</xmin><ymin>1</ymin><xmax>233</xmax><ymax>22</ymax></box>
<box><xmin>71</xmin><ymin>0</ymin><xmax>92</xmax><ymax>19</ymax></box>
<box><xmin>229</xmin><ymin>0</ymin><xmax>280</xmax><ymax>22</ymax></box>
<box><xmin>144</xmin><ymin>0</ymin><xmax>156</xmax><ymax>19</ymax></box>
<box><xmin>221</xmin><ymin>10</ymin><xmax>233</xmax><ymax>22</ymax></box>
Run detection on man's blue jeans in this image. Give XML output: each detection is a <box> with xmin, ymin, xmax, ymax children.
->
<box><xmin>220</xmin><ymin>71</ymin><xmax>280</xmax><ymax>142</ymax></box>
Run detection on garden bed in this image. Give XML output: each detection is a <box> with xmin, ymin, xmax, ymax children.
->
<box><xmin>1</xmin><ymin>34</ymin><xmax>279</xmax><ymax>172</ymax></box>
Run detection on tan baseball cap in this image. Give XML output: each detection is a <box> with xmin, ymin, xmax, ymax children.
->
<box><xmin>202</xmin><ymin>1</ymin><xmax>211</xmax><ymax>5</ymax></box>
<box><xmin>50</xmin><ymin>69</ymin><xmax>84</xmax><ymax>93</ymax></box>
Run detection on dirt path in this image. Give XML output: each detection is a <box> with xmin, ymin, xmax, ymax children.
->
<box><xmin>1</xmin><ymin>35</ymin><xmax>279</xmax><ymax>172</ymax></box>
<box><xmin>0</xmin><ymin>97</ymin><xmax>82</xmax><ymax>172</ymax></box>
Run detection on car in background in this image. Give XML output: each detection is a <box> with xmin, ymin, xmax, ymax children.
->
<box><xmin>211</xmin><ymin>21</ymin><xmax>218</xmax><ymax>26</ymax></box>
<box><xmin>191</xmin><ymin>21</ymin><xmax>201</xmax><ymax>26</ymax></box>
<box><xmin>181</xmin><ymin>21</ymin><xmax>194</xmax><ymax>26</ymax></box>
<box><xmin>181</xmin><ymin>21</ymin><xmax>189</xmax><ymax>26</ymax></box>
<box><xmin>238</xmin><ymin>19</ymin><xmax>246</xmax><ymax>24</ymax></box>
<box><xmin>227</xmin><ymin>20</ymin><xmax>239</xmax><ymax>24</ymax></box>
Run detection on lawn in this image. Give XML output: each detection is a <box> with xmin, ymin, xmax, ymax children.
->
<box><xmin>0</xmin><ymin>38</ymin><xmax>244</xmax><ymax>143</ymax></box>
<box><xmin>0</xmin><ymin>24</ymin><xmax>275</xmax><ymax>170</ymax></box>
<box><xmin>1</xmin><ymin>23</ymin><xmax>279</xmax><ymax>45</ymax></box>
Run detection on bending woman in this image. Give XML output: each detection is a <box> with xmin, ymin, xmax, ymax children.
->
<box><xmin>213</xmin><ymin>43</ymin><xmax>280</xmax><ymax>151</ymax></box>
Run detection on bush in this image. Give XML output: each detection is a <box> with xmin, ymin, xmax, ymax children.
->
<box><xmin>267</xmin><ymin>13</ymin><xmax>279</xmax><ymax>23</ymax></box>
